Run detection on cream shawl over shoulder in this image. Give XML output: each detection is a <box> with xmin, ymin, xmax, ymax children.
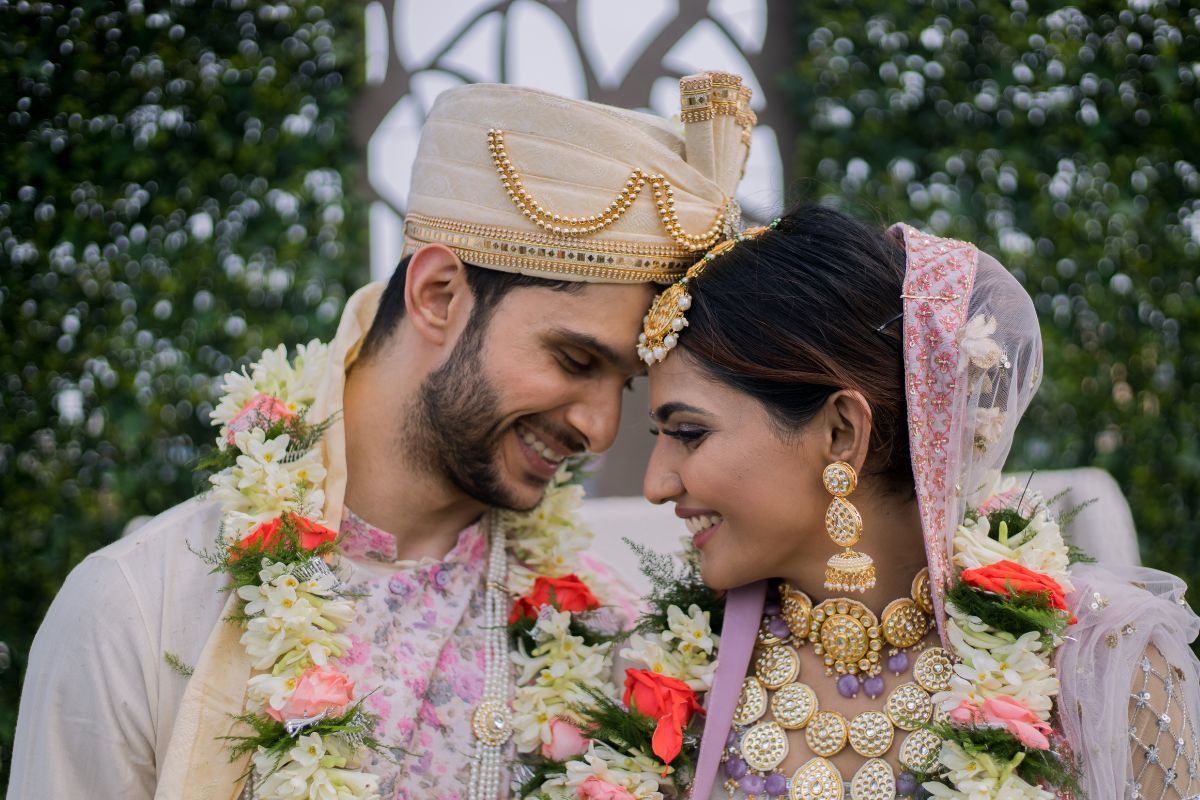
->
<box><xmin>154</xmin><ymin>282</ymin><xmax>383</xmax><ymax>800</ymax></box>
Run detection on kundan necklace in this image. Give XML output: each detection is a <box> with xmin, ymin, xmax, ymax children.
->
<box><xmin>722</xmin><ymin>570</ymin><xmax>952</xmax><ymax>799</ymax></box>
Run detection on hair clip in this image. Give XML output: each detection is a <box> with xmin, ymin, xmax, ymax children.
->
<box><xmin>873</xmin><ymin>310</ymin><xmax>904</xmax><ymax>334</ymax></box>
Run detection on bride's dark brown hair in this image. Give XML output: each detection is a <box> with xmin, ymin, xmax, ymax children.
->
<box><xmin>678</xmin><ymin>204</ymin><xmax>912</xmax><ymax>492</ymax></box>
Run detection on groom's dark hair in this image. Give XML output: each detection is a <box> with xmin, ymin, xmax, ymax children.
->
<box><xmin>677</xmin><ymin>204</ymin><xmax>913</xmax><ymax>493</ymax></box>
<box><xmin>359</xmin><ymin>254</ymin><xmax>582</xmax><ymax>360</ymax></box>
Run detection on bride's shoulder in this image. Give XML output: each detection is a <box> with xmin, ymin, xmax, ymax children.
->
<box><xmin>1056</xmin><ymin>561</ymin><xmax>1200</xmax><ymax>796</ymax></box>
<box><xmin>1061</xmin><ymin>562</ymin><xmax>1196</xmax><ymax>668</ymax></box>
<box><xmin>1066</xmin><ymin>561</ymin><xmax>1195</xmax><ymax>635</ymax></box>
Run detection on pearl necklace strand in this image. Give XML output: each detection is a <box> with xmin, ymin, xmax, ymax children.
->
<box><xmin>468</xmin><ymin>514</ymin><xmax>514</xmax><ymax>800</ymax></box>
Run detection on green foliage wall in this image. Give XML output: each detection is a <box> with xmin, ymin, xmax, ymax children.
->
<box><xmin>783</xmin><ymin>2</ymin><xmax>1198</xmax><ymax>602</ymax></box>
<box><xmin>0</xmin><ymin>0</ymin><xmax>366</xmax><ymax>775</ymax></box>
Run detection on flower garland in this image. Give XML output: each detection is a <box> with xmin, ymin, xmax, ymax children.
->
<box><xmin>501</xmin><ymin>469</ymin><xmax>645</xmax><ymax>796</ymax></box>
<box><xmin>204</xmin><ymin>341</ymin><xmax>634</xmax><ymax>800</ymax></box>
<box><xmin>518</xmin><ymin>482</ymin><xmax>1084</xmax><ymax>800</ymax></box>
<box><xmin>924</xmin><ymin>480</ymin><xmax>1081</xmax><ymax>799</ymax></box>
<box><xmin>204</xmin><ymin>340</ymin><xmax>385</xmax><ymax>799</ymax></box>
<box><xmin>516</xmin><ymin>544</ymin><xmax>721</xmax><ymax>799</ymax></box>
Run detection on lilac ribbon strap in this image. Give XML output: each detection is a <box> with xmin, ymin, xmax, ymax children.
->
<box><xmin>689</xmin><ymin>580</ymin><xmax>766</xmax><ymax>799</ymax></box>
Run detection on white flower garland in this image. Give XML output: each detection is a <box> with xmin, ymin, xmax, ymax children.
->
<box><xmin>923</xmin><ymin>481</ymin><xmax>1079</xmax><ymax>798</ymax></box>
<box><xmin>207</xmin><ymin>340</ymin><xmax>383</xmax><ymax>799</ymax></box>
<box><xmin>502</xmin><ymin>469</ymin><xmax>634</xmax><ymax>778</ymax></box>
<box><xmin>518</xmin><ymin>545</ymin><xmax>720</xmax><ymax>800</ymax></box>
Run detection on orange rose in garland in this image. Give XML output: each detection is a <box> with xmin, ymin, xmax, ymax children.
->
<box><xmin>509</xmin><ymin>573</ymin><xmax>601</xmax><ymax>623</ymax></box>
<box><xmin>960</xmin><ymin>559</ymin><xmax>1076</xmax><ymax>623</ymax></box>
<box><xmin>623</xmin><ymin>668</ymin><xmax>705</xmax><ymax>765</ymax></box>
<box><xmin>231</xmin><ymin>512</ymin><xmax>339</xmax><ymax>560</ymax></box>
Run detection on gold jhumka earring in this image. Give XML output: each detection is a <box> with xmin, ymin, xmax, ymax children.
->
<box><xmin>822</xmin><ymin>461</ymin><xmax>876</xmax><ymax>593</ymax></box>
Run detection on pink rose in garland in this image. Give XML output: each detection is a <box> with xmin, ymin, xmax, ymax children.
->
<box><xmin>542</xmin><ymin>718</ymin><xmax>590</xmax><ymax>760</ymax></box>
<box><xmin>266</xmin><ymin>665</ymin><xmax>355</xmax><ymax>723</ymax></box>
<box><xmin>960</xmin><ymin>559</ymin><xmax>1076</xmax><ymax>623</ymax></box>
<box><xmin>949</xmin><ymin>696</ymin><xmax>1053</xmax><ymax>750</ymax></box>
<box><xmin>623</xmin><ymin>669</ymin><xmax>704</xmax><ymax>765</ymax></box>
<box><xmin>576</xmin><ymin>777</ymin><xmax>638</xmax><ymax>800</ymax></box>
<box><xmin>226</xmin><ymin>393</ymin><xmax>295</xmax><ymax>443</ymax></box>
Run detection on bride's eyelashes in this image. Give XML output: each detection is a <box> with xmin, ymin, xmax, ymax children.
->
<box><xmin>651</xmin><ymin>425</ymin><xmax>709</xmax><ymax>448</ymax></box>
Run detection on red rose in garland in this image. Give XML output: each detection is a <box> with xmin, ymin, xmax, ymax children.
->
<box><xmin>509</xmin><ymin>574</ymin><xmax>601</xmax><ymax>623</ymax></box>
<box><xmin>961</xmin><ymin>559</ymin><xmax>1076</xmax><ymax>623</ymax></box>
<box><xmin>623</xmin><ymin>668</ymin><xmax>705</xmax><ymax>765</ymax></box>
<box><xmin>232</xmin><ymin>512</ymin><xmax>338</xmax><ymax>560</ymax></box>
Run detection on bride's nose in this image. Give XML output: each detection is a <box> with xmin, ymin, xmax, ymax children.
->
<box><xmin>643</xmin><ymin>441</ymin><xmax>683</xmax><ymax>504</ymax></box>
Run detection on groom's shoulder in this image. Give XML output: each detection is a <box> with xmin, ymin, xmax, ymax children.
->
<box><xmin>13</xmin><ymin>496</ymin><xmax>229</xmax><ymax>795</ymax></box>
<box><xmin>56</xmin><ymin>494</ymin><xmax>227</xmax><ymax>623</ymax></box>
<box><xmin>83</xmin><ymin>494</ymin><xmax>223</xmax><ymax>578</ymax></box>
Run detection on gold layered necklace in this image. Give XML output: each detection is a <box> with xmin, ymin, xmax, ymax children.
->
<box><xmin>721</xmin><ymin>569</ymin><xmax>952</xmax><ymax>800</ymax></box>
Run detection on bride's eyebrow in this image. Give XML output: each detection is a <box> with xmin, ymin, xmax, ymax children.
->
<box><xmin>649</xmin><ymin>402</ymin><xmax>709</xmax><ymax>424</ymax></box>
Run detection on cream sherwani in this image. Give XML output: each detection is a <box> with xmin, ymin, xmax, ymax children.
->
<box><xmin>10</xmin><ymin>281</ymin><xmax>641</xmax><ymax>800</ymax></box>
<box><xmin>10</xmin><ymin>284</ymin><xmax>381</xmax><ymax>799</ymax></box>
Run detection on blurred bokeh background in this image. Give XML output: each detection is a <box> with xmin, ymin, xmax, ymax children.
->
<box><xmin>2</xmin><ymin>0</ymin><xmax>1197</xmax><ymax>783</ymax></box>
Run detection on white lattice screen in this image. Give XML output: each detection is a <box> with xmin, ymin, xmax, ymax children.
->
<box><xmin>354</xmin><ymin>0</ymin><xmax>789</xmax><ymax>281</ymax></box>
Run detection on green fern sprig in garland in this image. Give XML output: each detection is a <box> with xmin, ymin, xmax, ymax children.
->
<box><xmin>624</xmin><ymin>538</ymin><xmax>722</xmax><ymax>636</ymax></box>
<box><xmin>945</xmin><ymin>583</ymin><xmax>1071</xmax><ymax>642</ymax></box>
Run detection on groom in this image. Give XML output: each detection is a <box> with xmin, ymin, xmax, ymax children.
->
<box><xmin>8</xmin><ymin>78</ymin><xmax>753</xmax><ymax>798</ymax></box>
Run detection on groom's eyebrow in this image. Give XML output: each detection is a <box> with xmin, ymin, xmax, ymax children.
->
<box><xmin>649</xmin><ymin>402</ymin><xmax>708</xmax><ymax>423</ymax></box>
<box><xmin>549</xmin><ymin>328</ymin><xmax>642</xmax><ymax>376</ymax></box>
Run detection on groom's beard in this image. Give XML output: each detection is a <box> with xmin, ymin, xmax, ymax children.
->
<box><xmin>405</xmin><ymin>330</ymin><xmax>538</xmax><ymax>512</ymax></box>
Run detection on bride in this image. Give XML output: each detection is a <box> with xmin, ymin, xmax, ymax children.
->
<box><xmin>633</xmin><ymin>205</ymin><xmax>1199</xmax><ymax>798</ymax></box>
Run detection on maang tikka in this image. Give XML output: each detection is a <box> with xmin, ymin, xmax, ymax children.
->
<box><xmin>822</xmin><ymin>461</ymin><xmax>877</xmax><ymax>593</ymax></box>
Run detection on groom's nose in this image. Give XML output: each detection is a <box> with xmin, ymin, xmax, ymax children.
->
<box><xmin>563</xmin><ymin>380</ymin><xmax>623</xmax><ymax>454</ymax></box>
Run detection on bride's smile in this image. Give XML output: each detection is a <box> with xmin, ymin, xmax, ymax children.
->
<box><xmin>677</xmin><ymin>508</ymin><xmax>724</xmax><ymax>549</ymax></box>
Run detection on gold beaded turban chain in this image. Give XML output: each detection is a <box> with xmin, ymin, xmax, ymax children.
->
<box><xmin>637</xmin><ymin>218</ymin><xmax>780</xmax><ymax>365</ymax></box>
<box><xmin>402</xmin><ymin>74</ymin><xmax>756</xmax><ymax>284</ymax></box>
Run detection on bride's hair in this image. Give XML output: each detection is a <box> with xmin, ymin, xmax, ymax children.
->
<box><xmin>680</xmin><ymin>204</ymin><xmax>912</xmax><ymax>492</ymax></box>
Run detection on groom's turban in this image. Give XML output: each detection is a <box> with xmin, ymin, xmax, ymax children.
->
<box><xmin>403</xmin><ymin>73</ymin><xmax>756</xmax><ymax>284</ymax></box>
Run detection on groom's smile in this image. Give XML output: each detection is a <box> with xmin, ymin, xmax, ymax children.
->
<box><xmin>515</xmin><ymin>422</ymin><xmax>570</xmax><ymax>475</ymax></box>
<box><xmin>478</xmin><ymin>281</ymin><xmax>654</xmax><ymax>509</ymax></box>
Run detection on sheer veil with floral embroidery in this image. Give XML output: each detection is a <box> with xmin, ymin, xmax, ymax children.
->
<box><xmin>893</xmin><ymin>222</ymin><xmax>1200</xmax><ymax>798</ymax></box>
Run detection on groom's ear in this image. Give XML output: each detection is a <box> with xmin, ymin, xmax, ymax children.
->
<box><xmin>404</xmin><ymin>243</ymin><xmax>473</xmax><ymax>348</ymax></box>
<box><xmin>820</xmin><ymin>390</ymin><xmax>873</xmax><ymax>475</ymax></box>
